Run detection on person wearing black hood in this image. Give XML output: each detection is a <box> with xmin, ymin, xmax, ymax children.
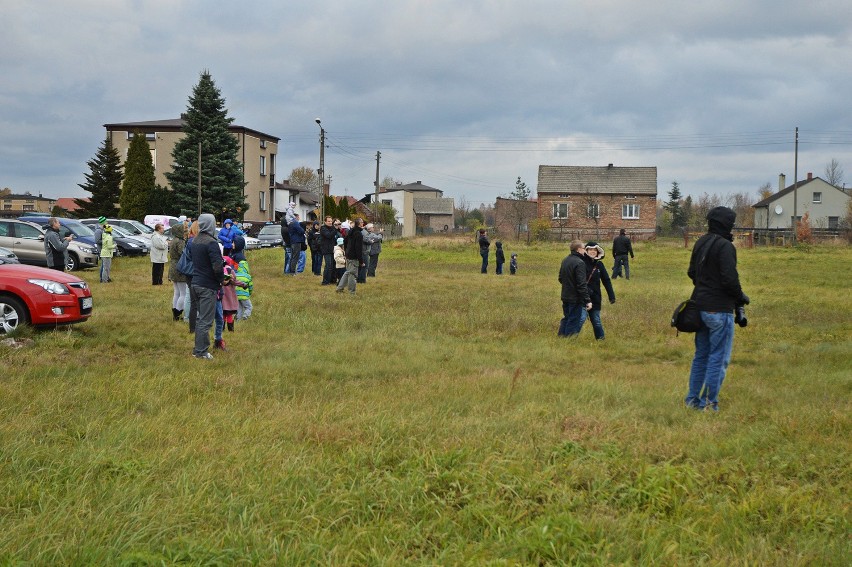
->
<box><xmin>191</xmin><ymin>213</ymin><xmax>225</xmax><ymax>360</ymax></box>
<box><xmin>684</xmin><ymin>206</ymin><xmax>750</xmax><ymax>412</ymax></box>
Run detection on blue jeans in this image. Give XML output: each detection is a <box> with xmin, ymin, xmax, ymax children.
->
<box><xmin>685</xmin><ymin>311</ymin><xmax>735</xmax><ymax>409</ymax></box>
<box><xmin>586</xmin><ymin>308</ymin><xmax>605</xmax><ymax>340</ymax></box>
<box><xmin>612</xmin><ymin>255</ymin><xmax>630</xmax><ymax>279</ymax></box>
<box><xmin>496</xmin><ymin>262</ymin><xmax>503</xmax><ymax>275</ymax></box>
<box><xmin>558</xmin><ymin>302</ymin><xmax>587</xmax><ymax>337</ymax></box>
<box><xmin>322</xmin><ymin>253</ymin><xmax>335</xmax><ymax>284</ymax></box>
<box><xmin>480</xmin><ymin>251</ymin><xmax>488</xmax><ymax>273</ymax></box>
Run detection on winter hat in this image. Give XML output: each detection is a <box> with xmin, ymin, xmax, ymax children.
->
<box><xmin>336</xmin><ymin>237</ymin><xmax>344</xmax><ymax>245</ymax></box>
<box><xmin>177</xmin><ymin>215</ymin><xmax>187</xmax><ymax>223</ymax></box>
<box><xmin>584</xmin><ymin>241</ymin><xmax>605</xmax><ymax>258</ymax></box>
<box><xmin>103</xmin><ymin>225</ymin><xmax>112</xmax><ymax>233</ymax></box>
<box><xmin>98</xmin><ymin>216</ymin><xmax>107</xmax><ymax>225</ymax></box>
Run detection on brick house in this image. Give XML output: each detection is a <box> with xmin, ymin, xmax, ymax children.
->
<box><xmin>495</xmin><ymin>197</ymin><xmax>538</xmax><ymax>239</ymax></box>
<box><xmin>536</xmin><ymin>164</ymin><xmax>657</xmax><ymax>240</ymax></box>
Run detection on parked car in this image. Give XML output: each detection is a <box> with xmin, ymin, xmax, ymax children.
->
<box><xmin>256</xmin><ymin>223</ymin><xmax>284</xmax><ymax>247</ymax></box>
<box><xmin>80</xmin><ymin>220</ymin><xmax>150</xmax><ymax>256</ymax></box>
<box><xmin>0</xmin><ymin>246</ymin><xmax>19</xmax><ymax>264</ymax></box>
<box><xmin>80</xmin><ymin>218</ymin><xmax>154</xmax><ymax>243</ymax></box>
<box><xmin>143</xmin><ymin>214</ymin><xmax>182</xmax><ymax>230</ymax></box>
<box><xmin>0</xmin><ymin>263</ymin><xmax>93</xmax><ymax>334</ymax></box>
<box><xmin>214</xmin><ymin>227</ymin><xmax>262</xmax><ymax>250</ymax></box>
<box><xmin>0</xmin><ymin>219</ymin><xmax>98</xmax><ymax>271</ymax></box>
<box><xmin>16</xmin><ymin>216</ymin><xmax>97</xmax><ymax>248</ymax></box>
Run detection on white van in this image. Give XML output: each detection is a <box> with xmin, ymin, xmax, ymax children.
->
<box><xmin>143</xmin><ymin>215</ymin><xmax>182</xmax><ymax>230</ymax></box>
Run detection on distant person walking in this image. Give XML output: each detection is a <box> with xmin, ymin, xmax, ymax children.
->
<box><xmin>684</xmin><ymin>206</ymin><xmax>750</xmax><ymax>412</ymax></box>
<box><xmin>44</xmin><ymin>217</ymin><xmax>72</xmax><ymax>271</ymax></box>
<box><xmin>478</xmin><ymin>229</ymin><xmax>490</xmax><ymax>273</ymax></box>
<box><xmin>558</xmin><ymin>240</ymin><xmax>592</xmax><ymax>338</ymax></box>
<box><xmin>611</xmin><ymin>229</ymin><xmax>634</xmax><ymax>279</ymax></box>
<box><xmin>150</xmin><ymin>223</ymin><xmax>168</xmax><ymax>285</ymax></box>
<box><xmin>191</xmin><ymin>214</ymin><xmax>224</xmax><ymax>360</ymax></box>
<box><xmin>582</xmin><ymin>242</ymin><xmax>616</xmax><ymax>340</ymax></box>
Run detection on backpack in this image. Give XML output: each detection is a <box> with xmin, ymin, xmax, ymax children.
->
<box><xmin>671</xmin><ymin>299</ymin><xmax>701</xmax><ymax>334</ymax></box>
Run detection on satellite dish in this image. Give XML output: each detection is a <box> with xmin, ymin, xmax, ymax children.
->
<box><xmin>774</xmin><ymin>204</ymin><xmax>783</xmax><ymax>215</ymax></box>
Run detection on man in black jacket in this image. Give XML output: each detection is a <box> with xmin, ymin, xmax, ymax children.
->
<box><xmin>319</xmin><ymin>216</ymin><xmax>338</xmax><ymax>285</ymax></box>
<box><xmin>611</xmin><ymin>228</ymin><xmax>634</xmax><ymax>279</ymax></box>
<box><xmin>684</xmin><ymin>206</ymin><xmax>749</xmax><ymax>412</ymax></box>
<box><xmin>191</xmin><ymin>213</ymin><xmax>225</xmax><ymax>360</ymax></box>
<box><xmin>336</xmin><ymin>218</ymin><xmax>364</xmax><ymax>295</ymax></box>
<box><xmin>557</xmin><ymin>240</ymin><xmax>592</xmax><ymax>337</ymax></box>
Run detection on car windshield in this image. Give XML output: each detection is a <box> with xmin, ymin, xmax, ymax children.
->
<box><xmin>110</xmin><ymin>225</ymin><xmax>131</xmax><ymax>238</ymax></box>
<box><xmin>65</xmin><ymin>221</ymin><xmax>95</xmax><ymax>237</ymax></box>
<box><xmin>129</xmin><ymin>221</ymin><xmax>154</xmax><ymax>234</ymax></box>
<box><xmin>259</xmin><ymin>226</ymin><xmax>279</xmax><ymax>235</ymax></box>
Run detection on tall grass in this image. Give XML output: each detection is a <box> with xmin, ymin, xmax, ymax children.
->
<box><xmin>1</xmin><ymin>239</ymin><xmax>849</xmax><ymax>565</ymax></box>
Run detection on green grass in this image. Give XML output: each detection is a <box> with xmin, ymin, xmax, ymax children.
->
<box><xmin>1</xmin><ymin>238</ymin><xmax>850</xmax><ymax>565</ymax></box>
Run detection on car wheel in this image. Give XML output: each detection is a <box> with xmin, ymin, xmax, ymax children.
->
<box><xmin>115</xmin><ymin>246</ymin><xmax>124</xmax><ymax>257</ymax></box>
<box><xmin>66</xmin><ymin>253</ymin><xmax>79</xmax><ymax>271</ymax></box>
<box><xmin>0</xmin><ymin>295</ymin><xmax>28</xmax><ymax>335</ymax></box>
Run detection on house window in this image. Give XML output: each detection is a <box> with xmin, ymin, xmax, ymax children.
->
<box><xmin>259</xmin><ymin>191</ymin><xmax>266</xmax><ymax>211</ymax></box>
<box><xmin>381</xmin><ymin>199</ymin><xmax>392</xmax><ymax>206</ymax></box>
<box><xmin>828</xmin><ymin>216</ymin><xmax>839</xmax><ymax>229</ymax></box>
<box><xmin>552</xmin><ymin>203</ymin><xmax>568</xmax><ymax>219</ymax></box>
<box><xmin>126</xmin><ymin>132</ymin><xmax>156</xmax><ymax>141</ymax></box>
<box><xmin>622</xmin><ymin>204</ymin><xmax>640</xmax><ymax>219</ymax></box>
<box><xmin>260</xmin><ymin>140</ymin><xmax>267</xmax><ymax>149</ymax></box>
<box><xmin>625</xmin><ymin>194</ymin><xmax>636</xmax><ymax>199</ymax></box>
<box><xmin>3</xmin><ymin>205</ymin><xmax>11</xmax><ymax>210</ymax></box>
<box><xmin>587</xmin><ymin>203</ymin><xmax>600</xmax><ymax>219</ymax></box>
<box><xmin>812</xmin><ymin>192</ymin><xmax>822</xmax><ymax>203</ymax></box>
<box><xmin>260</xmin><ymin>156</ymin><xmax>266</xmax><ymax>176</ymax></box>
<box><xmin>22</xmin><ymin>204</ymin><xmax>35</xmax><ymax>211</ymax></box>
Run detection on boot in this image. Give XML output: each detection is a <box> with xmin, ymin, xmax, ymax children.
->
<box><xmin>172</xmin><ymin>308</ymin><xmax>180</xmax><ymax>321</ymax></box>
<box><xmin>214</xmin><ymin>339</ymin><xmax>227</xmax><ymax>351</ymax></box>
<box><xmin>227</xmin><ymin>321</ymin><xmax>234</xmax><ymax>332</ymax></box>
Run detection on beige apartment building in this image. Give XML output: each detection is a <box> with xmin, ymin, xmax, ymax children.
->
<box><xmin>0</xmin><ymin>190</ymin><xmax>56</xmax><ymax>218</ymax></box>
<box><xmin>104</xmin><ymin>118</ymin><xmax>280</xmax><ymax>223</ymax></box>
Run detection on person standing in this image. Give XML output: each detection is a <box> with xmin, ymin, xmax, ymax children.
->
<box><xmin>44</xmin><ymin>217</ymin><xmax>73</xmax><ymax>271</ymax></box>
<box><xmin>357</xmin><ymin>222</ymin><xmax>371</xmax><ymax>283</ymax></box>
<box><xmin>320</xmin><ymin>217</ymin><xmax>339</xmax><ymax>285</ymax></box>
<box><xmin>684</xmin><ymin>206</ymin><xmax>749</xmax><ymax>412</ymax></box>
<box><xmin>191</xmin><ymin>214</ymin><xmax>224</xmax><ymax>360</ymax></box>
<box><xmin>93</xmin><ymin>216</ymin><xmax>107</xmax><ymax>255</ymax></box>
<box><xmin>168</xmin><ymin>222</ymin><xmax>188</xmax><ymax>320</ymax></box>
<box><xmin>495</xmin><ymin>241</ymin><xmax>505</xmax><ymax>275</ymax></box>
<box><xmin>308</xmin><ymin>222</ymin><xmax>322</xmax><ymax>275</ymax></box>
<box><xmin>99</xmin><ymin>224</ymin><xmax>116</xmax><ymax>283</ymax></box>
<box><xmin>611</xmin><ymin>228</ymin><xmax>634</xmax><ymax>279</ymax></box>
<box><xmin>184</xmin><ymin>221</ymin><xmax>199</xmax><ymax>331</ymax></box>
<box><xmin>337</xmin><ymin>218</ymin><xmax>364</xmax><ymax>295</ymax></box>
<box><xmin>288</xmin><ymin>213</ymin><xmax>306</xmax><ymax>276</ymax></box>
<box><xmin>582</xmin><ymin>242</ymin><xmax>616</xmax><ymax>340</ymax></box>
<box><xmin>558</xmin><ymin>240</ymin><xmax>592</xmax><ymax>337</ymax></box>
<box><xmin>478</xmin><ymin>229</ymin><xmax>490</xmax><ymax>273</ymax></box>
<box><xmin>218</xmin><ymin>218</ymin><xmax>243</xmax><ymax>257</ymax></box>
<box><xmin>510</xmin><ymin>253</ymin><xmax>518</xmax><ymax>275</ymax></box>
<box><xmin>365</xmin><ymin>223</ymin><xmax>384</xmax><ymax>277</ymax></box>
<box><xmin>150</xmin><ymin>223</ymin><xmax>168</xmax><ymax>285</ymax></box>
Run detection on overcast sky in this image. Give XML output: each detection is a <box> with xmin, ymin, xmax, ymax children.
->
<box><xmin>2</xmin><ymin>0</ymin><xmax>852</xmax><ymax>206</ymax></box>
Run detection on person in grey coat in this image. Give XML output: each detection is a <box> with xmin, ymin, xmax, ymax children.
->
<box><xmin>365</xmin><ymin>223</ymin><xmax>384</xmax><ymax>277</ymax></box>
<box><xmin>44</xmin><ymin>217</ymin><xmax>73</xmax><ymax>271</ymax></box>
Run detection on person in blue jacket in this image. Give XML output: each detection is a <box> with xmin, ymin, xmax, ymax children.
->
<box><xmin>287</xmin><ymin>214</ymin><xmax>306</xmax><ymax>276</ymax></box>
<box><xmin>217</xmin><ymin>218</ymin><xmax>243</xmax><ymax>257</ymax></box>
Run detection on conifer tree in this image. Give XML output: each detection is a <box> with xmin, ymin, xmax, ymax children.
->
<box><xmin>120</xmin><ymin>131</ymin><xmax>155</xmax><ymax>219</ymax></box>
<box><xmin>75</xmin><ymin>137</ymin><xmax>123</xmax><ymax>218</ymax></box>
<box><xmin>166</xmin><ymin>70</ymin><xmax>247</xmax><ymax>219</ymax></box>
<box><xmin>664</xmin><ymin>181</ymin><xmax>687</xmax><ymax>232</ymax></box>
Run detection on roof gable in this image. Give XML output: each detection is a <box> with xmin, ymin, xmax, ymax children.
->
<box><xmin>537</xmin><ymin>165</ymin><xmax>657</xmax><ymax>195</ymax></box>
<box><xmin>753</xmin><ymin>177</ymin><xmax>847</xmax><ymax>207</ymax></box>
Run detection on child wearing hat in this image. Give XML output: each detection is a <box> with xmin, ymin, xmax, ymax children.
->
<box><xmin>333</xmin><ymin>237</ymin><xmax>346</xmax><ymax>284</ymax></box>
<box><xmin>582</xmin><ymin>242</ymin><xmax>616</xmax><ymax>340</ymax></box>
<box><xmin>99</xmin><ymin>224</ymin><xmax>116</xmax><ymax>283</ymax></box>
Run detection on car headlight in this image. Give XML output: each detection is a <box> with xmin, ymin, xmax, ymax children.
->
<box><xmin>27</xmin><ymin>279</ymin><xmax>70</xmax><ymax>294</ymax></box>
<box><xmin>126</xmin><ymin>242</ymin><xmax>138</xmax><ymax>248</ymax></box>
<box><xmin>77</xmin><ymin>246</ymin><xmax>95</xmax><ymax>254</ymax></box>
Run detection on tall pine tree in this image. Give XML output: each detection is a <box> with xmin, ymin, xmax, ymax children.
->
<box><xmin>120</xmin><ymin>131</ymin><xmax>155</xmax><ymax>219</ymax></box>
<box><xmin>664</xmin><ymin>181</ymin><xmax>687</xmax><ymax>232</ymax></box>
<box><xmin>166</xmin><ymin>70</ymin><xmax>247</xmax><ymax>219</ymax></box>
<box><xmin>75</xmin><ymin>137</ymin><xmax>123</xmax><ymax>218</ymax></box>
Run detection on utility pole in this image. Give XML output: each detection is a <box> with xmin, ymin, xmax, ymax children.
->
<box><xmin>316</xmin><ymin>119</ymin><xmax>325</xmax><ymax>221</ymax></box>
<box><xmin>374</xmin><ymin>151</ymin><xmax>381</xmax><ymax>222</ymax></box>
<box><xmin>197</xmin><ymin>142</ymin><xmax>202</xmax><ymax>217</ymax></box>
<box><xmin>793</xmin><ymin>126</ymin><xmax>798</xmax><ymax>243</ymax></box>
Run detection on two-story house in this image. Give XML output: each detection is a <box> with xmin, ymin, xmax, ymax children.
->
<box><xmin>753</xmin><ymin>173</ymin><xmax>850</xmax><ymax>230</ymax></box>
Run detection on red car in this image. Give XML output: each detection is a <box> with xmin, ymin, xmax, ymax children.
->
<box><xmin>0</xmin><ymin>264</ymin><xmax>93</xmax><ymax>334</ymax></box>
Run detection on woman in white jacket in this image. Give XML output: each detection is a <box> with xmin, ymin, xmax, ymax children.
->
<box><xmin>150</xmin><ymin>223</ymin><xmax>169</xmax><ymax>285</ymax></box>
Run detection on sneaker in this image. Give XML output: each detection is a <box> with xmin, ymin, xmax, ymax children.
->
<box><xmin>194</xmin><ymin>352</ymin><xmax>213</xmax><ymax>360</ymax></box>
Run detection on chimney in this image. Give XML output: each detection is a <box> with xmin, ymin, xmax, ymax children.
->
<box><xmin>778</xmin><ymin>173</ymin><xmax>786</xmax><ymax>192</ymax></box>
<box><xmin>416</xmin><ymin>181</ymin><xmax>422</xmax><ymax>184</ymax></box>
<box><xmin>807</xmin><ymin>172</ymin><xmax>813</xmax><ymax>181</ymax></box>
<box><xmin>607</xmin><ymin>163</ymin><xmax>613</xmax><ymax>169</ymax></box>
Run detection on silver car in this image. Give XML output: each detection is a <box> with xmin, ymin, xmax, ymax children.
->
<box><xmin>0</xmin><ymin>219</ymin><xmax>98</xmax><ymax>271</ymax></box>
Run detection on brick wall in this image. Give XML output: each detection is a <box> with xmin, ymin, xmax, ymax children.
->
<box><xmin>536</xmin><ymin>193</ymin><xmax>657</xmax><ymax>240</ymax></box>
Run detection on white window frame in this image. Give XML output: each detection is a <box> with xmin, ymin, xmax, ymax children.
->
<box><xmin>260</xmin><ymin>140</ymin><xmax>267</xmax><ymax>149</ymax></box>
<box><xmin>812</xmin><ymin>192</ymin><xmax>821</xmax><ymax>203</ymax></box>
<box><xmin>625</xmin><ymin>194</ymin><xmax>636</xmax><ymax>200</ymax></box>
<box><xmin>260</xmin><ymin>155</ymin><xmax>267</xmax><ymax>176</ymax></box>
<box><xmin>259</xmin><ymin>191</ymin><xmax>266</xmax><ymax>211</ymax></box>
<box><xmin>552</xmin><ymin>202</ymin><xmax>568</xmax><ymax>219</ymax></box>
<box><xmin>622</xmin><ymin>204</ymin><xmax>640</xmax><ymax>219</ymax></box>
<box><xmin>587</xmin><ymin>203</ymin><xmax>600</xmax><ymax>219</ymax></box>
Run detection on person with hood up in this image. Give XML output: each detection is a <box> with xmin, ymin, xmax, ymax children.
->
<box><xmin>684</xmin><ymin>206</ymin><xmax>750</xmax><ymax>412</ymax></box>
<box><xmin>581</xmin><ymin>242</ymin><xmax>616</xmax><ymax>340</ymax></box>
<box><xmin>168</xmin><ymin>222</ymin><xmax>189</xmax><ymax>320</ymax></box>
<box><xmin>191</xmin><ymin>213</ymin><xmax>225</xmax><ymax>360</ymax></box>
<box><xmin>218</xmin><ymin>218</ymin><xmax>243</xmax><ymax>257</ymax></box>
<box><xmin>495</xmin><ymin>241</ymin><xmax>505</xmax><ymax>275</ymax></box>
<box><xmin>231</xmin><ymin>236</ymin><xmax>253</xmax><ymax>320</ymax></box>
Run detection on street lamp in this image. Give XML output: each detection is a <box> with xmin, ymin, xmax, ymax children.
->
<box><xmin>316</xmin><ymin>118</ymin><xmax>325</xmax><ymax>221</ymax></box>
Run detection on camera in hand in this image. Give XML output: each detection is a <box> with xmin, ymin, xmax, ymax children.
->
<box><xmin>735</xmin><ymin>306</ymin><xmax>748</xmax><ymax>328</ymax></box>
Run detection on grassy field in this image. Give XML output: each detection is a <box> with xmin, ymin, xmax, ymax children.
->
<box><xmin>1</xmin><ymin>237</ymin><xmax>850</xmax><ymax>565</ymax></box>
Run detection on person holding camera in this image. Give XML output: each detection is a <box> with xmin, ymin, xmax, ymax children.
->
<box><xmin>44</xmin><ymin>217</ymin><xmax>73</xmax><ymax>271</ymax></box>
<box><xmin>684</xmin><ymin>206</ymin><xmax>749</xmax><ymax>412</ymax></box>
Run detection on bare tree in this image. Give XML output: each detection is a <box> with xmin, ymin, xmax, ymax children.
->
<box><xmin>454</xmin><ymin>195</ymin><xmax>471</xmax><ymax>228</ymax></box>
<box><xmin>289</xmin><ymin>166</ymin><xmax>320</xmax><ymax>193</ymax></box>
<box><xmin>758</xmin><ymin>182</ymin><xmax>773</xmax><ymax>201</ymax></box>
<box><xmin>725</xmin><ymin>192</ymin><xmax>755</xmax><ymax>227</ymax></box>
<box><xmin>582</xmin><ymin>187</ymin><xmax>602</xmax><ymax>240</ymax></box>
<box><xmin>825</xmin><ymin>159</ymin><xmax>844</xmax><ymax>188</ymax></box>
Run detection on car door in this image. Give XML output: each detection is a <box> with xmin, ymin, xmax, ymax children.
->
<box><xmin>10</xmin><ymin>221</ymin><xmax>48</xmax><ymax>265</ymax></box>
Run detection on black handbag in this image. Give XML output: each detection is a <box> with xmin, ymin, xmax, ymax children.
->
<box><xmin>671</xmin><ymin>299</ymin><xmax>701</xmax><ymax>333</ymax></box>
